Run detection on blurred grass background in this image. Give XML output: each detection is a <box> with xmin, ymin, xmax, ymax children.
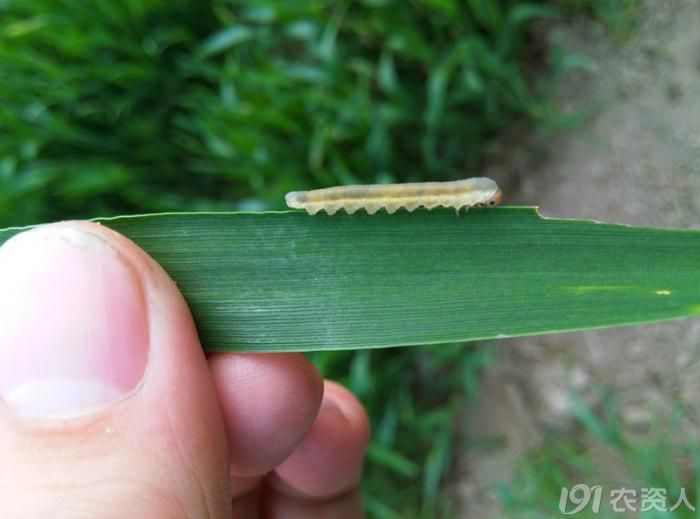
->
<box><xmin>0</xmin><ymin>0</ymin><xmax>639</xmax><ymax>516</ymax></box>
<box><xmin>0</xmin><ymin>0</ymin><xmax>572</xmax><ymax>226</ymax></box>
<box><xmin>494</xmin><ymin>389</ymin><xmax>700</xmax><ymax>519</ymax></box>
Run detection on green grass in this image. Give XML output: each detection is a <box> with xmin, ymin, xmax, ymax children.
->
<box><xmin>314</xmin><ymin>343</ymin><xmax>499</xmax><ymax>517</ymax></box>
<box><xmin>0</xmin><ymin>0</ymin><xmax>565</xmax><ymax>228</ymax></box>
<box><xmin>0</xmin><ymin>1</ymin><xmax>640</xmax><ymax>517</ymax></box>
<box><xmin>494</xmin><ymin>391</ymin><xmax>700</xmax><ymax>518</ymax></box>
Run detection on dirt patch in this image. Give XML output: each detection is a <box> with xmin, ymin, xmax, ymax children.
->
<box><xmin>458</xmin><ymin>0</ymin><xmax>700</xmax><ymax>516</ymax></box>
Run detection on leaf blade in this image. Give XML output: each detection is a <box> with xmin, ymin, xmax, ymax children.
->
<box><xmin>1</xmin><ymin>207</ymin><xmax>698</xmax><ymax>352</ymax></box>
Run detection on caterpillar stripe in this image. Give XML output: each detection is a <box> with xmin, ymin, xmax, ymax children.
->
<box><xmin>285</xmin><ymin>177</ymin><xmax>502</xmax><ymax>215</ymax></box>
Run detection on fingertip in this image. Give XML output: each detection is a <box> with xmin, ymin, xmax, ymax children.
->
<box><xmin>271</xmin><ymin>379</ymin><xmax>370</xmax><ymax>499</ymax></box>
<box><xmin>208</xmin><ymin>352</ymin><xmax>324</xmax><ymax>480</ymax></box>
<box><xmin>324</xmin><ymin>380</ymin><xmax>371</xmax><ymax>447</ymax></box>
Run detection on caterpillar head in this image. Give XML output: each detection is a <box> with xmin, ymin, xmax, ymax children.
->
<box><xmin>476</xmin><ymin>187</ymin><xmax>503</xmax><ymax>208</ymax></box>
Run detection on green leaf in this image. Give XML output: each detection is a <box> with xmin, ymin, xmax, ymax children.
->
<box><xmin>196</xmin><ymin>25</ymin><xmax>253</xmax><ymax>58</ymax></box>
<box><xmin>367</xmin><ymin>442</ymin><xmax>420</xmax><ymax>478</ymax></box>
<box><xmin>1</xmin><ymin>207</ymin><xmax>698</xmax><ymax>352</ymax></box>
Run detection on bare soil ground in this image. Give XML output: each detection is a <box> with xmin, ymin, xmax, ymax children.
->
<box><xmin>457</xmin><ymin>1</ymin><xmax>700</xmax><ymax>516</ymax></box>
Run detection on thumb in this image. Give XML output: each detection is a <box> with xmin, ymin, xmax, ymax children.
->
<box><xmin>0</xmin><ymin>222</ymin><xmax>231</xmax><ymax>518</ymax></box>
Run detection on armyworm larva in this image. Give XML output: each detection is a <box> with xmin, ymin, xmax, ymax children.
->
<box><xmin>285</xmin><ymin>177</ymin><xmax>502</xmax><ymax>215</ymax></box>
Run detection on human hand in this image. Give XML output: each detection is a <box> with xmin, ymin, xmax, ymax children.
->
<box><xmin>0</xmin><ymin>222</ymin><xmax>370</xmax><ymax>518</ymax></box>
